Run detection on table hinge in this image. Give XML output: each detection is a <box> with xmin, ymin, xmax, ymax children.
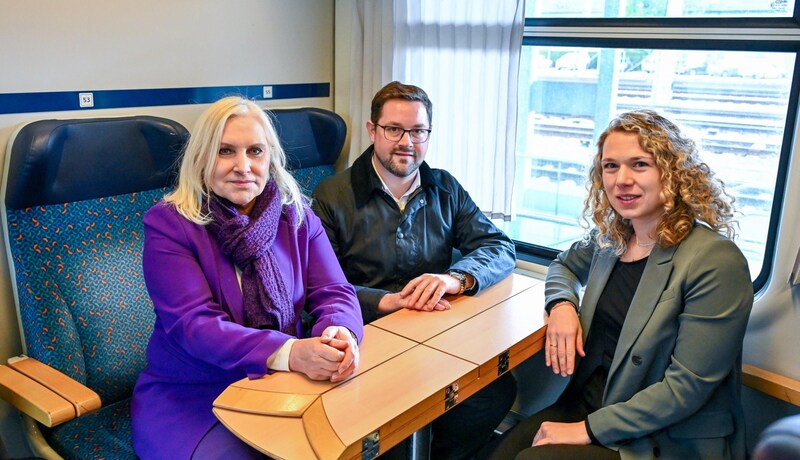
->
<box><xmin>498</xmin><ymin>349</ymin><xmax>510</xmax><ymax>375</ymax></box>
<box><xmin>362</xmin><ymin>430</ymin><xmax>380</xmax><ymax>460</ymax></box>
<box><xmin>445</xmin><ymin>382</ymin><xmax>459</xmax><ymax>410</ymax></box>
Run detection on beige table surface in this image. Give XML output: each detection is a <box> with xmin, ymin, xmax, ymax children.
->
<box><xmin>215</xmin><ymin>344</ymin><xmax>478</xmax><ymax>460</ymax></box>
<box><xmin>214</xmin><ymin>273</ymin><xmax>547</xmax><ymax>459</ymax></box>
<box><xmin>214</xmin><ymin>325</ymin><xmax>417</xmax><ymax>417</ymax></box>
<box><xmin>424</xmin><ymin>281</ymin><xmax>546</xmax><ymax>383</ymax></box>
<box><xmin>370</xmin><ymin>273</ymin><xmax>539</xmax><ymax>343</ymax></box>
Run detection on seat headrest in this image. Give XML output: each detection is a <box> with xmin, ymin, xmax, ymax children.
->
<box><xmin>4</xmin><ymin>116</ymin><xmax>189</xmax><ymax>210</ymax></box>
<box><xmin>755</xmin><ymin>415</ymin><xmax>800</xmax><ymax>460</ymax></box>
<box><xmin>270</xmin><ymin>108</ymin><xmax>346</xmax><ymax>169</ymax></box>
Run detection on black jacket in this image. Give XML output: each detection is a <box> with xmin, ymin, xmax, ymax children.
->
<box><xmin>312</xmin><ymin>146</ymin><xmax>516</xmax><ymax>323</ymax></box>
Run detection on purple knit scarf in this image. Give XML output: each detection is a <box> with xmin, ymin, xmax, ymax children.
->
<box><xmin>206</xmin><ymin>180</ymin><xmax>296</xmax><ymax>334</ymax></box>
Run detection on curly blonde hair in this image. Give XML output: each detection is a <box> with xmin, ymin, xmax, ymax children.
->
<box><xmin>584</xmin><ymin>109</ymin><xmax>736</xmax><ymax>254</ymax></box>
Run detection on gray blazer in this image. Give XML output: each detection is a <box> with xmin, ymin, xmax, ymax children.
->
<box><xmin>546</xmin><ymin>224</ymin><xmax>752</xmax><ymax>460</ymax></box>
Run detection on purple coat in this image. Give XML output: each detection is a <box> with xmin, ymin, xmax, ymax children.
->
<box><xmin>131</xmin><ymin>201</ymin><xmax>363</xmax><ymax>460</ymax></box>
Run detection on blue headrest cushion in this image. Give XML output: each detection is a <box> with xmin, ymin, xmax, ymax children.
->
<box><xmin>270</xmin><ymin>108</ymin><xmax>346</xmax><ymax>170</ymax></box>
<box><xmin>755</xmin><ymin>414</ymin><xmax>800</xmax><ymax>459</ymax></box>
<box><xmin>5</xmin><ymin>116</ymin><xmax>188</xmax><ymax>209</ymax></box>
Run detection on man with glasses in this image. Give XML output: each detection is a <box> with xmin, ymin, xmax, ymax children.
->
<box><xmin>312</xmin><ymin>81</ymin><xmax>516</xmax><ymax>460</ymax></box>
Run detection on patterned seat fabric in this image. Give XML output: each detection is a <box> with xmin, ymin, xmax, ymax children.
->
<box><xmin>46</xmin><ymin>399</ymin><xmax>134</xmax><ymax>460</ymax></box>
<box><xmin>3</xmin><ymin>117</ymin><xmax>188</xmax><ymax>459</ymax></box>
<box><xmin>6</xmin><ymin>191</ymin><xmax>164</xmax><ymax>403</ymax></box>
<box><xmin>291</xmin><ymin>164</ymin><xmax>337</xmax><ymax>195</ymax></box>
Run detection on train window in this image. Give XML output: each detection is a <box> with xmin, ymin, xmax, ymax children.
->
<box><xmin>497</xmin><ymin>7</ymin><xmax>800</xmax><ymax>287</ymax></box>
<box><xmin>526</xmin><ymin>0</ymin><xmax>796</xmax><ymax>18</ymax></box>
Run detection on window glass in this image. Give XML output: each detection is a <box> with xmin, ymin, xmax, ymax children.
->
<box><xmin>496</xmin><ymin>45</ymin><xmax>795</xmax><ymax>279</ymax></box>
<box><xmin>526</xmin><ymin>0</ymin><xmax>795</xmax><ymax>18</ymax></box>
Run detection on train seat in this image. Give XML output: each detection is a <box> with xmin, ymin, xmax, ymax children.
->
<box><xmin>0</xmin><ymin>116</ymin><xmax>189</xmax><ymax>459</ymax></box>
<box><xmin>270</xmin><ymin>107</ymin><xmax>347</xmax><ymax>194</ymax></box>
<box><xmin>0</xmin><ymin>106</ymin><xmax>345</xmax><ymax>459</ymax></box>
<box><xmin>754</xmin><ymin>414</ymin><xmax>800</xmax><ymax>459</ymax></box>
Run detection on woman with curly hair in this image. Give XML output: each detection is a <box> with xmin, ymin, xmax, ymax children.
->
<box><xmin>483</xmin><ymin>110</ymin><xmax>752</xmax><ymax>459</ymax></box>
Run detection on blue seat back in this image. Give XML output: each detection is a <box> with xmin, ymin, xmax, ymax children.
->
<box><xmin>270</xmin><ymin>107</ymin><xmax>346</xmax><ymax>194</ymax></box>
<box><xmin>3</xmin><ymin>116</ymin><xmax>188</xmax><ymax>405</ymax></box>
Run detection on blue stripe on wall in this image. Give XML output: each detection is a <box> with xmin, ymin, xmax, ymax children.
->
<box><xmin>0</xmin><ymin>83</ymin><xmax>330</xmax><ymax>115</ymax></box>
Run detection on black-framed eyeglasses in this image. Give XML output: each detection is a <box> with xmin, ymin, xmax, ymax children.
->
<box><xmin>375</xmin><ymin>123</ymin><xmax>432</xmax><ymax>144</ymax></box>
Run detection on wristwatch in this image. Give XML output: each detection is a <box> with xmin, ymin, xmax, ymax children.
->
<box><xmin>448</xmin><ymin>271</ymin><xmax>467</xmax><ymax>295</ymax></box>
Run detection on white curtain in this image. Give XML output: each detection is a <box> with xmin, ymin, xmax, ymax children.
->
<box><xmin>347</xmin><ymin>0</ymin><xmax>396</xmax><ymax>165</ymax></box>
<box><xmin>347</xmin><ymin>0</ymin><xmax>524</xmax><ymax>218</ymax></box>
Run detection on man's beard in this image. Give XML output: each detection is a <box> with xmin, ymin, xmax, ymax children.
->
<box><xmin>379</xmin><ymin>150</ymin><xmax>420</xmax><ymax>178</ymax></box>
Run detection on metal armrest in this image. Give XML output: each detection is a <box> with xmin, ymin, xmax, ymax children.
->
<box><xmin>0</xmin><ymin>356</ymin><xmax>101</xmax><ymax>427</ymax></box>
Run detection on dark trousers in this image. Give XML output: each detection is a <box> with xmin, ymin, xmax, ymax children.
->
<box><xmin>382</xmin><ymin>371</ymin><xmax>517</xmax><ymax>460</ymax></box>
<box><xmin>192</xmin><ymin>422</ymin><xmax>265</xmax><ymax>460</ymax></box>
<box><xmin>478</xmin><ymin>399</ymin><xmax>619</xmax><ymax>460</ymax></box>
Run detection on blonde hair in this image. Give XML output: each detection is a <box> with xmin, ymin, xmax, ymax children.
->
<box><xmin>165</xmin><ymin>96</ymin><xmax>305</xmax><ymax>225</ymax></box>
<box><xmin>584</xmin><ymin>109</ymin><xmax>736</xmax><ymax>254</ymax></box>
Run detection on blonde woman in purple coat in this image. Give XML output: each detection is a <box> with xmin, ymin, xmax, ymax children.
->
<box><xmin>132</xmin><ymin>97</ymin><xmax>364</xmax><ymax>459</ymax></box>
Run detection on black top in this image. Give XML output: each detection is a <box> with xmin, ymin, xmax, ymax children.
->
<box><xmin>560</xmin><ymin>256</ymin><xmax>648</xmax><ymax>434</ymax></box>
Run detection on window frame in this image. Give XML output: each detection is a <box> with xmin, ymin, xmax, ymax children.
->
<box><xmin>514</xmin><ymin>10</ymin><xmax>800</xmax><ymax>292</ymax></box>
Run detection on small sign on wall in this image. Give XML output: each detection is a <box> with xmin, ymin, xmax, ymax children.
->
<box><xmin>79</xmin><ymin>93</ymin><xmax>94</xmax><ymax>108</ymax></box>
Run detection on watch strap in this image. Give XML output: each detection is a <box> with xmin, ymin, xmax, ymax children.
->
<box><xmin>448</xmin><ymin>271</ymin><xmax>467</xmax><ymax>294</ymax></box>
